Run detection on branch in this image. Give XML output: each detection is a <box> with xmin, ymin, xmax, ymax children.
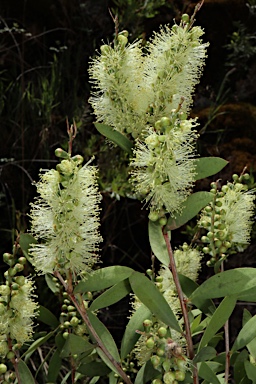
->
<box><xmin>55</xmin><ymin>271</ymin><xmax>133</xmax><ymax>384</ymax></box>
<box><xmin>163</xmin><ymin>232</ymin><xmax>199</xmax><ymax>384</ymax></box>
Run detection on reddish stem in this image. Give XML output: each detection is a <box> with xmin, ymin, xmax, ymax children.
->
<box><xmin>163</xmin><ymin>231</ymin><xmax>199</xmax><ymax>384</ymax></box>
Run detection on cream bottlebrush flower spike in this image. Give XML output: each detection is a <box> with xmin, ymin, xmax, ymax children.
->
<box><xmin>143</xmin><ymin>20</ymin><xmax>209</xmax><ymax>122</ymax></box>
<box><xmin>199</xmin><ymin>176</ymin><xmax>255</xmax><ymax>256</ymax></box>
<box><xmin>29</xmin><ymin>152</ymin><xmax>102</xmax><ymax>276</ymax></box>
<box><xmin>0</xmin><ymin>276</ymin><xmax>38</xmax><ymax>357</ymax></box>
<box><xmin>88</xmin><ymin>15</ymin><xmax>208</xmax><ymax>138</ymax></box>
<box><xmin>130</xmin><ymin>112</ymin><xmax>198</xmax><ymax>216</ymax></box>
<box><xmin>88</xmin><ymin>33</ymin><xmax>148</xmax><ymax>138</ymax></box>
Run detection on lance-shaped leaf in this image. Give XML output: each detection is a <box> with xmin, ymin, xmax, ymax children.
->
<box><xmin>148</xmin><ymin>220</ymin><xmax>169</xmax><ymax>266</ymax></box>
<box><xmin>74</xmin><ymin>266</ymin><xmax>134</xmax><ymax>293</ymax></box>
<box><xmin>195</xmin><ymin>157</ymin><xmax>228</xmax><ymax>180</ymax></box>
<box><xmin>17</xmin><ymin>359</ymin><xmax>35</xmax><ymax>384</ymax></box>
<box><xmin>198</xmin><ymin>296</ymin><xmax>237</xmax><ymax>351</ymax></box>
<box><xmin>232</xmin><ymin>314</ymin><xmax>256</xmax><ymax>352</ymax></box>
<box><xmin>90</xmin><ymin>279</ymin><xmax>131</xmax><ymax>310</ymax></box>
<box><xmin>47</xmin><ymin>349</ymin><xmax>62</xmax><ymax>383</ymax></box>
<box><xmin>198</xmin><ymin>362</ymin><xmax>221</xmax><ymax>384</ymax></box>
<box><xmin>87</xmin><ymin>311</ymin><xmax>120</xmax><ymax>374</ymax></box>
<box><xmin>167</xmin><ymin>192</ymin><xmax>213</xmax><ymax>230</ymax></box>
<box><xmin>60</xmin><ymin>334</ymin><xmax>94</xmax><ymax>358</ymax></box>
<box><xmin>129</xmin><ymin>272</ymin><xmax>181</xmax><ymax>332</ymax></box>
<box><xmin>134</xmin><ymin>361</ymin><xmax>160</xmax><ymax>384</ymax></box>
<box><xmin>121</xmin><ymin>304</ymin><xmax>152</xmax><ymax>359</ymax></box>
<box><xmin>77</xmin><ymin>362</ymin><xmax>110</xmax><ymax>377</ymax></box>
<box><xmin>38</xmin><ymin>305</ymin><xmax>59</xmax><ymax>328</ymax></box>
<box><xmin>19</xmin><ymin>233</ymin><xmax>37</xmax><ymax>264</ymax></box>
<box><xmin>178</xmin><ymin>273</ymin><xmax>215</xmax><ymax>315</ymax></box>
<box><xmin>244</xmin><ymin>360</ymin><xmax>256</xmax><ymax>384</ymax></box>
<box><xmin>94</xmin><ymin>123</ymin><xmax>133</xmax><ymax>154</ymax></box>
<box><xmin>190</xmin><ymin>268</ymin><xmax>256</xmax><ymax>305</ymax></box>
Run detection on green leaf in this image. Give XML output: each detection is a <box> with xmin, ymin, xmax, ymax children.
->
<box><xmin>178</xmin><ymin>274</ymin><xmax>215</xmax><ymax>315</ymax></box>
<box><xmin>244</xmin><ymin>361</ymin><xmax>256</xmax><ymax>383</ymax></box>
<box><xmin>194</xmin><ymin>346</ymin><xmax>217</xmax><ymax>363</ymax></box>
<box><xmin>232</xmin><ymin>314</ymin><xmax>256</xmax><ymax>352</ymax></box>
<box><xmin>243</xmin><ymin>310</ymin><xmax>256</xmax><ymax>359</ymax></box>
<box><xmin>60</xmin><ymin>334</ymin><xmax>94</xmax><ymax>358</ymax></box>
<box><xmin>237</xmin><ymin>286</ymin><xmax>256</xmax><ymax>302</ymax></box>
<box><xmin>134</xmin><ymin>360</ymin><xmax>160</xmax><ymax>384</ymax></box>
<box><xmin>77</xmin><ymin>362</ymin><xmax>111</xmax><ymax>376</ymax></box>
<box><xmin>190</xmin><ymin>268</ymin><xmax>256</xmax><ymax>305</ymax></box>
<box><xmin>90</xmin><ymin>279</ymin><xmax>131</xmax><ymax>311</ymax></box>
<box><xmin>87</xmin><ymin>311</ymin><xmax>120</xmax><ymax>373</ymax></box>
<box><xmin>121</xmin><ymin>304</ymin><xmax>152</xmax><ymax>359</ymax></box>
<box><xmin>23</xmin><ymin>331</ymin><xmax>55</xmax><ymax>361</ymax></box>
<box><xmin>195</xmin><ymin>157</ymin><xmax>228</xmax><ymax>180</ymax></box>
<box><xmin>38</xmin><ymin>305</ymin><xmax>59</xmax><ymax>328</ymax></box>
<box><xmin>148</xmin><ymin>220</ymin><xmax>169</xmax><ymax>266</ymax></box>
<box><xmin>17</xmin><ymin>359</ymin><xmax>35</xmax><ymax>384</ymax></box>
<box><xmin>234</xmin><ymin>349</ymin><xmax>249</xmax><ymax>384</ymax></box>
<box><xmin>47</xmin><ymin>349</ymin><xmax>62</xmax><ymax>382</ymax></box>
<box><xmin>74</xmin><ymin>266</ymin><xmax>134</xmax><ymax>293</ymax></box>
<box><xmin>45</xmin><ymin>274</ymin><xmax>59</xmax><ymax>294</ymax></box>
<box><xmin>167</xmin><ymin>192</ymin><xmax>213</xmax><ymax>230</ymax></box>
<box><xmin>244</xmin><ymin>360</ymin><xmax>256</xmax><ymax>383</ymax></box>
<box><xmin>198</xmin><ymin>296</ymin><xmax>237</xmax><ymax>351</ymax></box>
<box><xmin>19</xmin><ymin>233</ymin><xmax>37</xmax><ymax>264</ymax></box>
<box><xmin>198</xmin><ymin>362</ymin><xmax>221</xmax><ymax>384</ymax></box>
<box><xmin>129</xmin><ymin>272</ymin><xmax>181</xmax><ymax>333</ymax></box>
<box><xmin>94</xmin><ymin>123</ymin><xmax>133</xmax><ymax>153</ymax></box>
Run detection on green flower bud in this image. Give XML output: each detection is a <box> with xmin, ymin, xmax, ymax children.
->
<box><xmin>202</xmin><ymin>247</ymin><xmax>209</xmax><ymax>254</ymax></box>
<box><xmin>143</xmin><ymin>319</ymin><xmax>153</xmax><ymax>329</ymax></box>
<box><xmin>117</xmin><ymin>34</ymin><xmax>128</xmax><ymax>47</ymax></box>
<box><xmin>100</xmin><ymin>45</ymin><xmax>111</xmax><ymax>55</ymax></box>
<box><xmin>232</xmin><ymin>174</ymin><xmax>239</xmax><ymax>181</ymax></box>
<box><xmin>151</xmin><ymin>355</ymin><xmax>161</xmax><ymax>369</ymax></box>
<box><xmin>175</xmin><ymin>370</ymin><xmax>185</xmax><ymax>381</ymax></box>
<box><xmin>146</xmin><ymin>337</ymin><xmax>155</xmax><ymax>349</ymax></box>
<box><xmin>159</xmin><ymin>217</ymin><xmax>167</xmax><ymax>226</ymax></box>
<box><xmin>162</xmin><ymin>359</ymin><xmax>171</xmax><ymax>372</ymax></box>
<box><xmin>6</xmin><ymin>351</ymin><xmax>15</xmax><ymax>360</ymax></box>
<box><xmin>14</xmin><ymin>276</ymin><xmax>25</xmax><ymax>286</ymax></box>
<box><xmin>160</xmin><ymin>116</ymin><xmax>171</xmax><ymax>128</ymax></box>
<box><xmin>163</xmin><ymin>371</ymin><xmax>175</xmax><ymax>384</ymax></box>
<box><xmin>70</xmin><ymin>316</ymin><xmax>79</xmax><ymax>327</ymax></box>
<box><xmin>0</xmin><ymin>363</ymin><xmax>7</xmax><ymax>374</ymax></box>
<box><xmin>158</xmin><ymin>327</ymin><xmax>167</xmax><ymax>338</ymax></box>
<box><xmin>0</xmin><ymin>303</ymin><xmax>6</xmax><ymax>315</ymax></box>
<box><xmin>181</xmin><ymin>14</ymin><xmax>190</xmax><ymax>23</ymax></box>
<box><xmin>63</xmin><ymin>332</ymin><xmax>69</xmax><ymax>339</ymax></box>
<box><xmin>64</xmin><ymin>321</ymin><xmax>70</xmax><ymax>328</ymax></box>
<box><xmin>152</xmin><ymin>380</ymin><xmax>163</xmax><ymax>384</ymax></box>
<box><xmin>149</xmin><ymin>211</ymin><xmax>159</xmax><ymax>222</ymax></box>
<box><xmin>71</xmin><ymin>155</ymin><xmax>84</xmax><ymax>165</ymax></box>
<box><xmin>55</xmin><ymin>148</ymin><xmax>69</xmax><ymax>159</ymax></box>
<box><xmin>14</xmin><ymin>263</ymin><xmax>24</xmax><ymax>272</ymax></box>
<box><xmin>67</xmin><ymin>305</ymin><xmax>75</xmax><ymax>312</ymax></box>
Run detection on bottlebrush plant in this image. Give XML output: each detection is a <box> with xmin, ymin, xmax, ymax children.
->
<box><xmin>1</xmin><ymin>5</ymin><xmax>256</xmax><ymax>384</ymax></box>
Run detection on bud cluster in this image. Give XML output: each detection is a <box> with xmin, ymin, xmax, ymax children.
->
<box><xmin>199</xmin><ymin>174</ymin><xmax>255</xmax><ymax>266</ymax></box>
<box><xmin>59</xmin><ymin>291</ymin><xmax>91</xmax><ymax>340</ymax></box>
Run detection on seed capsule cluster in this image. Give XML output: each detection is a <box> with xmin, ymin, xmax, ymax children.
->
<box><xmin>140</xmin><ymin>319</ymin><xmax>188</xmax><ymax>384</ymax></box>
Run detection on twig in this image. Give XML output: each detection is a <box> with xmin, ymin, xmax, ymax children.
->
<box><xmin>221</xmin><ymin>263</ymin><xmax>230</xmax><ymax>383</ymax></box>
<box><xmin>163</xmin><ymin>231</ymin><xmax>199</xmax><ymax>384</ymax></box>
<box><xmin>54</xmin><ymin>271</ymin><xmax>133</xmax><ymax>384</ymax></box>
